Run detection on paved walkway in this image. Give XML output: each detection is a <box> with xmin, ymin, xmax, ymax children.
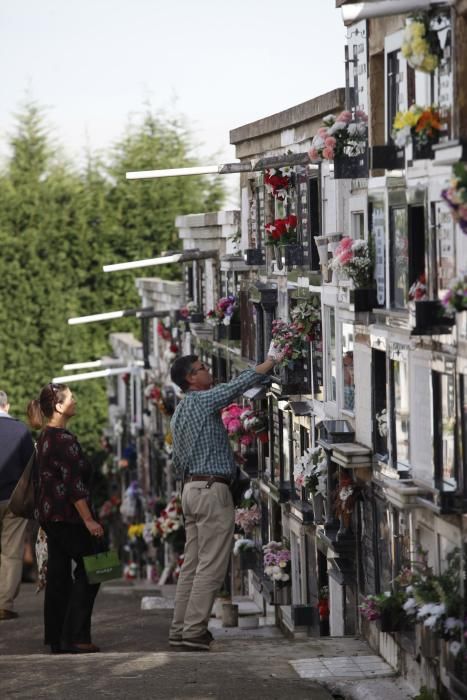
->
<box><xmin>0</xmin><ymin>581</ymin><xmax>415</xmax><ymax>700</ymax></box>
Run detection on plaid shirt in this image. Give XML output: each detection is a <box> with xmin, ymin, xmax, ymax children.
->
<box><xmin>171</xmin><ymin>369</ymin><xmax>264</xmax><ymax>479</ymax></box>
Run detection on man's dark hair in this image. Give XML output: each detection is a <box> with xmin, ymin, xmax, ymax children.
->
<box><xmin>171</xmin><ymin>355</ymin><xmax>198</xmax><ymax>392</ymax></box>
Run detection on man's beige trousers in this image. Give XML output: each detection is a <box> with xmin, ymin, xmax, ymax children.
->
<box><xmin>0</xmin><ymin>501</ymin><xmax>28</xmax><ymax>611</ymax></box>
<box><xmin>170</xmin><ymin>481</ymin><xmax>234</xmax><ymax>640</ymax></box>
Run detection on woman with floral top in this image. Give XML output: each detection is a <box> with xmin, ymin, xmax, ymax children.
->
<box><xmin>27</xmin><ymin>383</ymin><xmax>103</xmax><ymax>655</ymax></box>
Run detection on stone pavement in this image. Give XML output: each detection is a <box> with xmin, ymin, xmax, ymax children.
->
<box><xmin>0</xmin><ymin>581</ymin><xmax>415</xmax><ymax>700</ymax></box>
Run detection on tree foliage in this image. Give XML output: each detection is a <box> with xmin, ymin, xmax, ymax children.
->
<box><xmin>0</xmin><ymin>103</ymin><xmax>224</xmax><ymax>454</ymax></box>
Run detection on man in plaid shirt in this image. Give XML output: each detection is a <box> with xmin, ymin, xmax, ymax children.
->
<box><xmin>168</xmin><ymin>348</ymin><xmax>282</xmax><ymax>650</ymax></box>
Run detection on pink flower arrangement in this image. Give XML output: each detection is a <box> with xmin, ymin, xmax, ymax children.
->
<box><xmin>330</xmin><ymin>237</ymin><xmax>372</xmax><ymax>288</ymax></box>
<box><xmin>309</xmin><ymin>111</ymin><xmax>368</xmax><ymax>161</ymax></box>
<box><xmin>221</xmin><ymin>403</ymin><xmax>254</xmax><ymax>445</ymax></box>
<box><xmin>235</xmin><ymin>504</ymin><xmax>261</xmax><ymax>534</ymax></box>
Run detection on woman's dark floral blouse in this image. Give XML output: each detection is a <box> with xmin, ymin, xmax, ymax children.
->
<box><xmin>36</xmin><ymin>427</ymin><xmax>92</xmax><ymax>524</ymax></box>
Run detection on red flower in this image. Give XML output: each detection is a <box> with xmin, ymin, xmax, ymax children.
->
<box><xmin>275</xmin><ymin>219</ymin><xmax>287</xmax><ymax>237</ymax></box>
<box><xmin>157</xmin><ymin>321</ymin><xmax>171</xmax><ymax>341</ymax></box>
<box><xmin>170</xmin><ymin>343</ymin><xmax>179</xmax><ymax>353</ymax></box>
<box><xmin>287</xmin><ymin>214</ymin><xmax>297</xmax><ymax>229</ymax></box>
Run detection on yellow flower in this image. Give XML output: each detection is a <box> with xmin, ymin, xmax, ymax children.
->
<box><xmin>422</xmin><ymin>54</ymin><xmax>438</xmax><ymax>72</ymax></box>
<box><xmin>164</xmin><ymin>431</ymin><xmax>173</xmax><ymax>445</ymax></box>
<box><xmin>401</xmin><ymin>44</ymin><xmax>411</xmax><ymax>58</ymax></box>
<box><xmin>412</xmin><ymin>37</ymin><xmax>428</xmax><ymax>55</ymax></box>
<box><xmin>128</xmin><ymin>523</ymin><xmax>144</xmax><ymax>538</ymax></box>
<box><xmin>410</xmin><ymin>21</ymin><xmax>426</xmax><ymax>39</ymax></box>
<box><xmin>393</xmin><ymin>108</ymin><xmax>420</xmax><ymax>131</ymax></box>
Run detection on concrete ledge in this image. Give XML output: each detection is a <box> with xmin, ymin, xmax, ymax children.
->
<box><xmin>230</xmin><ymin>88</ymin><xmax>345</xmax><ymax>144</ymax></box>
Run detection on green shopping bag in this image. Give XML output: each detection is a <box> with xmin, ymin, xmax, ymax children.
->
<box><xmin>83</xmin><ymin>549</ymin><xmax>122</xmax><ymax>584</ymax></box>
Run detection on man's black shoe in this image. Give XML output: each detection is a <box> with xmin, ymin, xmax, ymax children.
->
<box><xmin>0</xmin><ymin>609</ymin><xmax>18</xmax><ymax>620</ymax></box>
<box><xmin>182</xmin><ymin>633</ymin><xmax>212</xmax><ymax>651</ymax></box>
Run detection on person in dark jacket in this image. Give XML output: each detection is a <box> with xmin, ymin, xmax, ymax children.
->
<box><xmin>27</xmin><ymin>383</ymin><xmax>104</xmax><ymax>654</ymax></box>
<box><xmin>0</xmin><ymin>390</ymin><xmax>34</xmax><ymax>620</ymax></box>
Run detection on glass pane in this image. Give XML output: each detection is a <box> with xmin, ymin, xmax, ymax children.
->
<box><xmin>283</xmin><ymin>421</ymin><xmax>290</xmax><ymax>483</ymax></box>
<box><xmin>393</xmin><ymin>361</ymin><xmax>409</xmax><ymax>466</ymax></box>
<box><xmin>463</xmin><ymin>375</ymin><xmax>467</xmax><ymax>483</ymax></box>
<box><xmin>435</xmin><ymin>201</ymin><xmax>455</xmax><ymax>295</ymax></box>
<box><xmin>327</xmin><ymin>308</ymin><xmax>336</xmax><ymax>402</ymax></box>
<box><xmin>440</xmin><ymin>373</ymin><xmax>456</xmax><ymax>491</ymax></box>
<box><xmin>391</xmin><ymin>208</ymin><xmax>409</xmax><ymax>308</ymax></box>
<box><xmin>342</xmin><ymin>323</ymin><xmax>355</xmax><ymax>411</ymax></box>
<box><xmin>311</xmin><ymin>318</ymin><xmax>324</xmax><ymax>401</ymax></box>
<box><xmin>351</xmin><ymin>212</ymin><xmax>365</xmax><ymax>240</ymax></box>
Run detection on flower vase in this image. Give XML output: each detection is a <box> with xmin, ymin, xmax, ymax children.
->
<box><xmin>377</xmin><ymin>609</ymin><xmax>404</xmax><ymax>633</ymax></box>
<box><xmin>239</xmin><ymin>549</ymin><xmax>256</xmax><ymax>570</ymax></box>
<box><xmin>350</xmin><ymin>288</ymin><xmax>378</xmax><ymax>312</ymax></box>
<box><xmin>272</xmin><ymin>583</ymin><xmax>291</xmax><ymax>606</ymax></box>
<box><xmin>314</xmin><ymin>235</ymin><xmax>329</xmax><ymax>267</ymax></box>
<box><xmin>274</xmin><ymin>245</ymin><xmax>283</xmax><ymax>270</ymax></box>
<box><xmin>311</xmin><ymin>492</ymin><xmax>325</xmax><ymax>524</ymax></box>
<box><xmin>412</xmin><ymin>132</ymin><xmax>437</xmax><ymax>161</ymax></box>
<box><xmin>327</xmin><ymin>234</ymin><xmax>343</xmax><ymax>283</ymax></box>
<box><xmin>419</xmin><ymin>624</ymin><xmax>440</xmax><ymax>659</ymax></box>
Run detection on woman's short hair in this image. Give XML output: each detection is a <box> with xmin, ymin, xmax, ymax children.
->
<box><xmin>170</xmin><ymin>355</ymin><xmax>198</xmax><ymax>392</ymax></box>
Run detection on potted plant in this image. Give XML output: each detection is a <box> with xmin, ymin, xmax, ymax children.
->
<box><xmin>441</xmin><ymin>163</ymin><xmax>467</xmax><ymax>234</ymax></box>
<box><xmin>330</xmin><ymin>237</ymin><xmax>376</xmax><ymax>310</ymax></box>
<box><xmin>263</xmin><ymin>541</ymin><xmax>291</xmax><ymax>605</ymax></box>
<box><xmin>392</xmin><ymin>105</ymin><xmax>442</xmax><ymax>160</ymax></box>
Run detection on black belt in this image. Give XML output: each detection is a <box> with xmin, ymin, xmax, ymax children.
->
<box><xmin>185</xmin><ymin>475</ymin><xmax>231</xmax><ymax>487</ymax></box>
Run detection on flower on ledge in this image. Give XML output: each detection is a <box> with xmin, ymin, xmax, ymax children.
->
<box><xmin>265</xmin><ymin>215</ymin><xmax>297</xmax><ymax>246</ymax></box>
<box><xmin>408</xmin><ymin>273</ymin><xmax>428</xmax><ymax>301</ymax></box>
<box><xmin>330</xmin><ymin>237</ymin><xmax>372</xmax><ymax>288</ymax></box>
<box><xmin>375</xmin><ymin>409</ymin><xmax>388</xmax><ymax>438</ymax></box>
<box><xmin>206</xmin><ymin>294</ymin><xmax>239</xmax><ymax>326</ymax></box>
<box><xmin>264</xmin><ymin>167</ymin><xmax>292</xmax><ymax>201</ymax></box>
<box><xmin>263</xmin><ymin>541</ymin><xmax>291</xmax><ymax>584</ymax></box>
<box><xmin>392</xmin><ymin>105</ymin><xmax>441</xmax><ymax>149</ymax></box>
<box><xmin>179</xmin><ymin>300</ymin><xmax>198</xmax><ymax>319</ymax></box>
<box><xmin>441</xmin><ymin>163</ymin><xmax>467</xmax><ymax>235</ymax></box>
<box><xmin>270</xmin><ymin>318</ymin><xmax>309</xmax><ymax>368</ymax></box>
<box><xmin>157</xmin><ymin>320</ymin><xmax>172</xmax><ymax>341</ymax></box>
<box><xmin>293</xmin><ymin>446</ymin><xmax>327</xmax><ymax>495</ymax></box>
<box><xmin>333</xmin><ymin>474</ymin><xmax>359</xmax><ymax>527</ymax></box>
<box><xmin>309</xmin><ymin>110</ymin><xmax>367</xmax><ymax>162</ymax></box>
<box><xmin>441</xmin><ymin>274</ymin><xmax>467</xmax><ymax>313</ymax></box>
<box><xmin>401</xmin><ymin>13</ymin><xmax>441</xmax><ymax>73</ymax></box>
